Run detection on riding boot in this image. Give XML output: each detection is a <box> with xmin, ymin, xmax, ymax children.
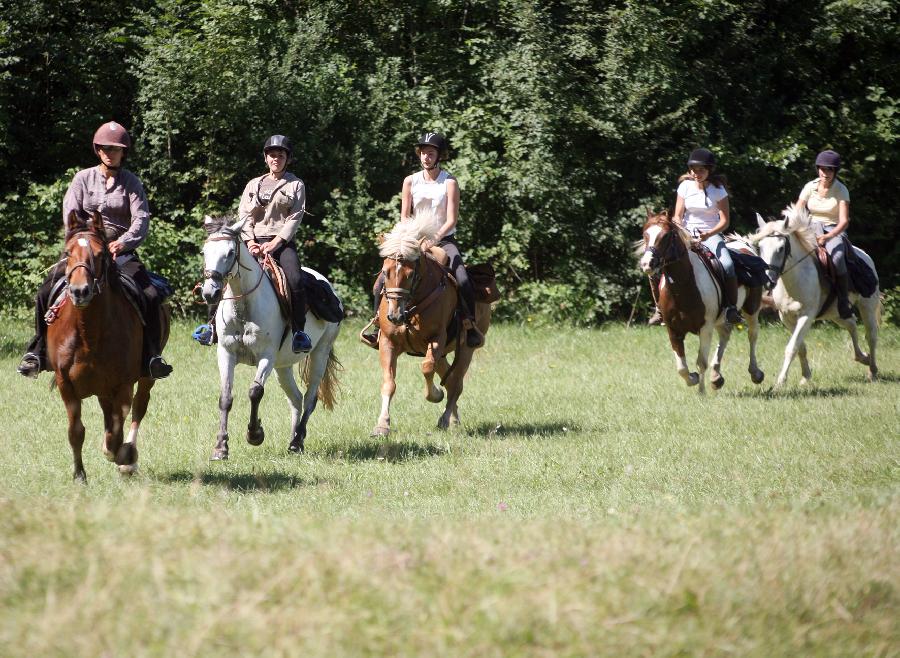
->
<box><xmin>360</xmin><ymin>276</ymin><xmax>383</xmax><ymax>349</ymax></box>
<box><xmin>723</xmin><ymin>277</ymin><xmax>742</xmax><ymax>325</ymax></box>
<box><xmin>143</xmin><ymin>294</ymin><xmax>172</xmax><ymax>379</ymax></box>
<box><xmin>835</xmin><ymin>273</ymin><xmax>854</xmax><ymax>319</ymax></box>
<box><xmin>17</xmin><ymin>277</ymin><xmax>56</xmax><ymax>377</ymax></box>
<box><xmin>647</xmin><ymin>273</ymin><xmax>663</xmax><ymax>325</ymax></box>
<box><xmin>290</xmin><ymin>279</ymin><xmax>311</xmax><ymax>353</ymax></box>
<box><xmin>460</xmin><ymin>279</ymin><xmax>484</xmax><ymax>349</ymax></box>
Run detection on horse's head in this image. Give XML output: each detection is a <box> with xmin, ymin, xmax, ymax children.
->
<box><xmin>638</xmin><ymin>209</ymin><xmax>684</xmax><ymax>273</ymax></box>
<box><xmin>201</xmin><ymin>216</ymin><xmax>245</xmax><ymax>304</ymax></box>
<box><xmin>749</xmin><ymin>204</ymin><xmax>814</xmax><ymax>290</ymax></box>
<box><xmin>63</xmin><ymin>210</ymin><xmax>111</xmax><ymax>307</ymax></box>
<box><xmin>377</xmin><ymin>210</ymin><xmax>441</xmax><ymax>325</ymax></box>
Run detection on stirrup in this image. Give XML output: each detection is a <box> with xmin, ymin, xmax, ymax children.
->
<box><xmin>837</xmin><ymin>299</ymin><xmax>854</xmax><ymax>320</ymax></box>
<box><xmin>192</xmin><ymin>323</ymin><xmax>214</xmax><ymax>346</ymax></box>
<box><xmin>360</xmin><ymin>330</ymin><xmax>379</xmax><ymax>349</ymax></box>
<box><xmin>292</xmin><ymin>330</ymin><xmax>312</xmax><ymax>353</ymax></box>
<box><xmin>724</xmin><ymin>306</ymin><xmax>742</xmax><ymax>325</ymax></box>
<box><xmin>148</xmin><ymin>356</ymin><xmax>173</xmax><ymax>379</ymax></box>
<box><xmin>17</xmin><ymin>352</ymin><xmax>42</xmax><ymax>378</ymax></box>
<box><xmin>647</xmin><ymin>308</ymin><xmax>664</xmax><ymax>326</ymax></box>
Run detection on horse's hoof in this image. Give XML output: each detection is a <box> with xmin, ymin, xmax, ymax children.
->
<box><xmin>210</xmin><ymin>449</ymin><xmax>229</xmax><ymax>461</ymax></box>
<box><xmin>687</xmin><ymin>373</ymin><xmax>700</xmax><ymax>387</ymax></box>
<box><xmin>866</xmin><ymin>370</ymin><xmax>878</xmax><ymax>382</ymax></box>
<box><xmin>426</xmin><ymin>389</ymin><xmax>444</xmax><ymax>403</ymax></box>
<box><xmin>288</xmin><ymin>440</ymin><xmax>304</xmax><ymax>454</ymax></box>
<box><xmin>117</xmin><ymin>464</ymin><xmax>138</xmax><ymax>476</ymax></box>
<box><xmin>711</xmin><ymin>374</ymin><xmax>725</xmax><ymax>390</ymax></box>
<box><xmin>246</xmin><ymin>426</ymin><xmax>265</xmax><ymax>446</ymax></box>
<box><xmin>116</xmin><ymin>444</ymin><xmax>138</xmax><ymax>468</ymax></box>
<box><xmin>371</xmin><ymin>425</ymin><xmax>390</xmax><ymax>437</ymax></box>
<box><xmin>73</xmin><ymin>471</ymin><xmax>87</xmax><ymax>484</ymax></box>
<box><xmin>750</xmin><ymin>370</ymin><xmax>765</xmax><ymax>385</ymax></box>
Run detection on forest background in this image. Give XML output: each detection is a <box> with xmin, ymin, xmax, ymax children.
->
<box><xmin>1</xmin><ymin>0</ymin><xmax>897</xmax><ymax>323</ymax></box>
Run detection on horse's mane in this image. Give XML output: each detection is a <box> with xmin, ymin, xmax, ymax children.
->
<box><xmin>203</xmin><ymin>214</ymin><xmax>232</xmax><ymax>236</ymax></box>
<box><xmin>379</xmin><ymin>208</ymin><xmax>443</xmax><ymax>260</ymax></box>
<box><xmin>748</xmin><ymin>203</ymin><xmax>818</xmax><ymax>253</ymax></box>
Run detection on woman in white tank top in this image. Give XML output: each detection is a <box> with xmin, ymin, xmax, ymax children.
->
<box><xmin>362</xmin><ymin>132</ymin><xmax>483</xmax><ymax>349</ymax></box>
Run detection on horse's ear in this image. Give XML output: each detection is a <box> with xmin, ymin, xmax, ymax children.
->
<box><xmin>66</xmin><ymin>210</ymin><xmax>85</xmax><ymax>232</ymax></box>
<box><xmin>226</xmin><ymin>217</ymin><xmax>247</xmax><ymax>235</ymax></box>
<box><xmin>88</xmin><ymin>211</ymin><xmax>104</xmax><ymax>235</ymax></box>
<box><xmin>756</xmin><ymin>212</ymin><xmax>766</xmax><ymax>230</ymax></box>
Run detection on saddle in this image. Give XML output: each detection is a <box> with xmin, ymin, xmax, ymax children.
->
<box><xmin>260</xmin><ymin>256</ymin><xmax>344</xmax><ymax>324</ymax></box>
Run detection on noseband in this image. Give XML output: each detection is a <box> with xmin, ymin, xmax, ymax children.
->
<box><xmin>384</xmin><ymin>256</ymin><xmax>423</xmax><ymax>304</ymax></box>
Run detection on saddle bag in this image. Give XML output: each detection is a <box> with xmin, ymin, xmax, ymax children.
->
<box><xmin>301</xmin><ymin>270</ymin><xmax>345</xmax><ymax>323</ymax></box>
<box><xmin>730</xmin><ymin>249</ymin><xmax>768</xmax><ymax>287</ymax></box>
<box><xmin>467</xmin><ymin>263</ymin><xmax>500</xmax><ymax>303</ymax></box>
<box><xmin>848</xmin><ymin>258</ymin><xmax>878</xmax><ymax>297</ymax></box>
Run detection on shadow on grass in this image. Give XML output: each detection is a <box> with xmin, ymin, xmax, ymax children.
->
<box><xmin>467</xmin><ymin>421</ymin><xmax>578</xmax><ymax>439</ymax></box>
<box><xmin>870</xmin><ymin>371</ymin><xmax>899</xmax><ymax>383</ymax></box>
<box><xmin>733</xmin><ymin>385</ymin><xmax>857</xmax><ymax>399</ymax></box>
<box><xmin>319</xmin><ymin>439</ymin><xmax>449</xmax><ymax>463</ymax></box>
<box><xmin>162</xmin><ymin>469</ymin><xmax>323</xmax><ymax>491</ymax></box>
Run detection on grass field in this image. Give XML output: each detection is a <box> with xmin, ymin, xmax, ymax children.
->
<box><xmin>0</xmin><ymin>315</ymin><xmax>897</xmax><ymax>657</ymax></box>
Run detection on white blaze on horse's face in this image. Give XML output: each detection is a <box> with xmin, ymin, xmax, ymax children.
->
<box><xmin>640</xmin><ymin>224</ymin><xmax>663</xmax><ymax>273</ymax></box>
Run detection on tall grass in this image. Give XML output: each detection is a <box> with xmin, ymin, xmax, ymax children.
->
<box><xmin>0</xmin><ymin>317</ymin><xmax>897</xmax><ymax>656</ymax></box>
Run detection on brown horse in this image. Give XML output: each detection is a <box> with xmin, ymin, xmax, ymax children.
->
<box><xmin>638</xmin><ymin>209</ymin><xmax>764</xmax><ymax>393</ymax></box>
<box><xmin>47</xmin><ymin>211</ymin><xmax>169</xmax><ymax>481</ymax></box>
<box><xmin>369</xmin><ymin>212</ymin><xmax>491</xmax><ymax>436</ymax></box>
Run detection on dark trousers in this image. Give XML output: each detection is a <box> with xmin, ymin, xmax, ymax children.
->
<box><xmin>259</xmin><ymin>238</ymin><xmax>307</xmax><ymax>333</ymax></box>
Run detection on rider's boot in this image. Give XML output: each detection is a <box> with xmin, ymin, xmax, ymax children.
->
<box><xmin>360</xmin><ymin>290</ymin><xmax>381</xmax><ymax>349</ymax></box>
<box><xmin>835</xmin><ymin>273</ymin><xmax>854</xmax><ymax>319</ymax></box>
<box><xmin>464</xmin><ymin>316</ymin><xmax>484</xmax><ymax>349</ymax></box>
<box><xmin>292</xmin><ymin>330</ymin><xmax>312</xmax><ymax>353</ymax></box>
<box><xmin>17</xmin><ymin>349</ymin><xmax>44</xmax><ymax>378</ymax></box>
<box><xmin>144</xmin><ymin>296</ymin><xmax>172</xmax><ymax>379</ymax></box>
<box><xmin>723</xmin><ymin>277</ymin><xmax>742</xmax><ymax>326</ymax></box>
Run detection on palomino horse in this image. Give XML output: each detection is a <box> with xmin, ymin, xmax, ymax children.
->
<box><xmin>200</xmin><ymin>217</ymin><xmax>341</xmax><ymax>459</ymax></box>
<box><xmin>47</xmin><ymin>211</ymin><xmax>169</xmax><ymax>481</ymax></box>
<box><xmin>639</xmin><ymin>210</ymin><xmax>764</xmax><ymax>393</ymax></box>
<box><xmin>749</xmin><ymin>204</ymin><xmax>879</xmax><ymax>385</ymax></box>
<box><xmin>371</xmin><ymin>211</ymin><xmax>491</xmax><ymax>436</ymax></box>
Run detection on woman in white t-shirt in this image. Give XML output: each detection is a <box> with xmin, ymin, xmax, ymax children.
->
<box><xmin>672</xmin><ymin>148</ymin><xmax>741</xmax><ymax>325</ymax></box>
<box><xmin>794</xmin><ymin>149</ymin><xmax>853</xmax><ymax>318</ymax></box>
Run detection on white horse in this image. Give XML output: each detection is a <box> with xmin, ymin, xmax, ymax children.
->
<box><xmin>200</xmin><ymin>217</ymin><xmax>342</xmax><ymax>459</ymax></box>
<box><xmin>638</xmin><ymin>210</ymin><xmax>765</xmax><ymax>393</ymax></box>
<box><xmin>749</xmin><ymin>204</ymin><xmax>880</xmax><ymax>385</ymax></box>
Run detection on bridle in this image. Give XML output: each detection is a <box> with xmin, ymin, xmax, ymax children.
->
<box><xmin>64</xmin><ymin>231</ymin><xmax>109</xmax><ymax>296</ymax></box>
<box><xmin>203</xmin><ymin>230</ymin><xmax>265</xmax><ymax>300</ymax></box>
<box><xmin>644</xmin><ymin>221</ymin><xmax>686</xmax><ymax>272</ymax></box>
<box><xmin>759</xmin><ymin>231</ymin><xmax>816</xmax><ymax>289</ymax></box>
<box><xmin>384</xmin><ymin>256</ymin><xmax>424</xmax><ymax>322</ymax></box>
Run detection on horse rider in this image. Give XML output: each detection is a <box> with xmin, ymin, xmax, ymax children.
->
<box><xmin>17</xmin><ymin>121</ymin><xmax>173</xmax><ymax>379</ymax></box>
<box><xmin>361</xmin><ymin>132</ymin><xmax>484</xmax><ymax>349</ymax></box>
<box><xmin>193</xmin><ymin>134</ymin><xmax>311</xmax><ymax>352</ymax></box>
<box><xmin>657</xmin><ymin>147</ymin><xmax>742</xmax><ymax>326</ymax></box>
<box><xmin>794</xmin><ymin>149</ymin><xmax>854</xmax><ymax>319</ymax></box>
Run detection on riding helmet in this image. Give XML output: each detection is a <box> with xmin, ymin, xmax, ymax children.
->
<box><xmin>686</xmin><ymin>148</ymin><xmax>716</xmax><ymax>168</ymax></box>
<box><xmin>92</xmin><ymin>121</ymin><xmax>131</xmax><ymax>156</ymax></box>
<box><xmin>263</xmin><ymin>134</ymin><xmax>293</xmax><ymax>161</ymax></box>
<box><xmin>814</xmin><ymin>149</ymin><xmax>841</xmax><ymax>171</ymax></box>
<box><xmin>415</xmin><ymin>132</ymin><xmax>450</xmax><ymax>160</ymax></box>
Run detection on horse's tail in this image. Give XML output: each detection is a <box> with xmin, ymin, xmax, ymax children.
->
<box><xmin>301</xmin><ymin>347</ymin><xmax>343</xmax><ymax>410</ymax></box>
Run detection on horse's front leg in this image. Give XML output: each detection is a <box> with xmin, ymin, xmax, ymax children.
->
<box><xmin>211</xmin><ymin>348</ymin><xmax>237</xmax><ymax>461</ymax></box>
<box><xmin>59</xmin><ymin>381</ymin><xmax>87</xmax><ymax>482</ymax></box>
<box><xmin>247</xmin><ymin>355</ymin><xmax>276</xmax><ymax>447</ymax></box>
<box><xmin>438</xmin><ymin>345</ymin><xmax>473</xmax><ymax>430</ymax></box>
<box><xmin>696</xmin><ymin>324</ymin><xmax>714</xmax><ymax>394</ymax></box>
<box><xmin>422</xmin><ymin>335</ymin><xmax>446</xmax><ymax>404</ymax></box>
<box><xmin>710</xmin><ymin>322</ymin><xmax>733</xmax><ymax>390</ymax></box>
<box><xmin>373</xmin><ymin>339</ymin><xmax>399</xmax><ymax>437</ymax></box>
<box><xmin>275</xmin><ymin>366</ymin><xmax>306</xmax><ymax>454</ymax></box>
<box><xmin>857</xmin><ymin>298</ymin><xmax>879</xmax><ymax>381</ymax></box>
<box><xmin>777</xmin><ymin>313</ymin><xmax>814</xmax><ymax>387</ymax></box>
<box><xmin>112</xmin><ymin>385</ymin><xmax>137</xmax><ymax>475</ymax></box>
<box><xmin>667</xmin><ymin>328</ymin><xmax>699</xmax><ymax>388</ymax></box>
<box><xmin>745</xmin><ymin>312</ymin><xmax>765</xmax><ymax>384</ymax></box>
<box><xmin>123</xmin><ymin>377</ymin><xmax>157</xmax><ymax>472</ymax></box>
<box><xmin>98</xmin><ymin>395</ymin><xmax>121</xmax><ymax>462</ymax></box>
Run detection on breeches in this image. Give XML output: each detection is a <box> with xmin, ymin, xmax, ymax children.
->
<box><xmin>258</xmin><ymin>238</ymin><xmax>306</xmax><ymax>331</ymax></box>
<box><xmin>813</xmin><ymin>222</ymin><xmax>849</xmax><ymax>275</ymax></box>
<box><xmin>438</xmin><ymin>236</ymin><xmax>476</xmax><ymax>316</ymax></box>
<box><xmin>702</xmin><ymin>234</ymin><xmax>735</xmax><ymax>278</ymax></box>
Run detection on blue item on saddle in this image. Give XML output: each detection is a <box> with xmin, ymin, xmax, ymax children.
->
<box><xmin>147</xmin><ymin>271</ymin><xmax>174</xmax><ymax>300</ymax></box>
<box><xmin>292</xmin><ymin>331</ymin><xmax>312</xmax><ymax>353</ymax></box>
<box><xmin>192</xmin><ymin>324</ymin><xmax>214</xmax><ymax>346</ymax></box>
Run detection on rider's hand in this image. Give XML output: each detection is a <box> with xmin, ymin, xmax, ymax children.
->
<box><xmin>109</xmin><ymin>240</ymin><xmax>124</xmax><ymax>256</ymax></box>
<box><xmin>248</xmin><ymin>241</ymin><xmax>262</xmax><ymax>256</ymax></box>
<box><xmin>816</xmin><ymin>235</ymin><xmax>827</xmax><ymax>247</ymax></box>
<box><xmin>421</xmin><ymin>238</ymin><xmax>434</xmax><ymax>251</ymax></box>
<box><xmin>261</xmin><ymin>237</ymin><xmax>282</xmax><ymax>254</ymax></box>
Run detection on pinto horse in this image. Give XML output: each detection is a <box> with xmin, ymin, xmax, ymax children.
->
<box><xmin>200</xmin><ymin>217</ymin><xmax>342</xmax><ymax>459</ymax></box>
<box><xmin>749</xmin><ymin>204</ymin><xmax>880</xmax><ymax>385</ymax></box>
<box><xmin>47</xmin><ymin>211</ymin><xmax>169</xmax><ymax>481</ymax></box>
<box><xmin>638</xmin><ymin>210</ymin><xmax>764</xmax><ymax>393</ymax></box>
<box><xmin>370</xmin><ymin>211</ymin><xmax>491</xmax><ymax>436</ymax></box>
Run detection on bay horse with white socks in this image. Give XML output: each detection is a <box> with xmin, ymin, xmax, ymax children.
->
<box><xmin>200</xmin><ymin>217</ymin><xmax>341</xmax><ymax>459</ymax></box>
<box><xmin>749</xmin><ymin>204</ymin><xmax>879</xmax><ymax>385</ymax></box>
<box><xmin>639</xmin><ymin>209</ymin><xmax>764</xmax><ymax>393</ymax></box>
<box><xmin>371</xmin><ymin>211</ymin><xmax>491</xmax><ymax>436</ymax></box>
<box><xmin>48</xmin><ymin>211</ymin><xmax>169</xmax><ymax>481</ymax></box>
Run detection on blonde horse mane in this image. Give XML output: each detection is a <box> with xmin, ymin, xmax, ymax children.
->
<box><xmin>749</xmin><ymin>203</ymin><xmax>818</xmax><ymax>253</ymax></box>
<box><xmin>379</xmin><ymin>208</ymin><xmax>444</xmax><ymax>260</ymax></box>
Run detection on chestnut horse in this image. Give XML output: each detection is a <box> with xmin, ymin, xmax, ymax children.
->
<box><xmin>638</xmin><ymin>210</ymin><xmax>764</xmax><ymax>393</ymax></box>
<box><xmin>370</xmin><ymin>211</ymin><xmax>491</xmax><ymax>436</ymax></box>
<box><xmin>47</xmin><ymin>211</ymin><xmax>169</xmax><ymax>481</ymax></box>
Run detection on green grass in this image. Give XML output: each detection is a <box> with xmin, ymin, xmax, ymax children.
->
<box><xmin>0</xmin><ymin>316</ymin><xmax>897</xmax><ymax>656</ymax></box>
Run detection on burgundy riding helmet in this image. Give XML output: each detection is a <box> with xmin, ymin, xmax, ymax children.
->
<box><xmin>92</xmin><ymin>121</ymin><xmax>131</xmax><ymax>156</ymax></box>
<box><xmin>815</xmin><ymin>149</ymin><xmax>841</xmax><ymax>171</ymax></box>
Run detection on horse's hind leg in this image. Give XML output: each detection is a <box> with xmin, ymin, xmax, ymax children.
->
<box><xmin>668</xmin><ymin>329</ymin><xmax>699</xmax><ymax>388</ymax></box>
<box><xmin>745</xmin><ymin>312</ymin><xmax>765</xmax><ymax>384</ymax></box>
<box><xmin>60</xmin><ymin>384</ymin><xmax>87</xmax><ymax>483</ymax></box>
<box><xmin>422</xmin><ymin>338</ymin><xmax>445</xmax><ymax>403</ymax></box>
<box><xmin>438</xmin><ymin>347</ymin><xmax>474</xmax><ymax>430</ymax></box>
<box><xmin>212</xmin><ymin>350</ymin><xmax>237</xmax><ymax>461</ymax></box>
<box><xmin>710</xmin><ymin>323</ymin><xmax>732</xmax><ymax>390</ymax></box>
<box><xmin>275</xmin><ymin>366</ymin><xmax>306</xmax><ymax>454</ymax></box>
<box><xmin>247</xmin><ymin>356</ymin><xmax>276</xmax><ymax>447</ymax></box>
<box><xmin>99</xmin><ymin>396</ymin><xmax>121</xmax><ymax>462</ymax></box>
<box><xmin>695</xmin><ymin>324</ymin><xmax>714</xmax><ymax>394</ymax></box>
<box><xmin>117</xmin><ymin>379</ymin><xmax>152</xmax><ymax>475</ymax></box>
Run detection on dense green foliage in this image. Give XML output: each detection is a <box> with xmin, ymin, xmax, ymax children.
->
<box><xmin>1</xmin><ymin>0</ymin><xmax>897</xmax><ymax>320</ymax></box>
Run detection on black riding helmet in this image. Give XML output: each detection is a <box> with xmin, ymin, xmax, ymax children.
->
<box><xmin>815</xmin><ymin>149</ymin><xmax>841</xmax><ymax>171</ymax></box>
<box><xmin>687</xmin><ymin>148</ymin><xmax>716</xmax><ymax>168</ymax></box>
<box><xmin>415</xmin><ymin>132</ymin><xmax>450</xmax><ymax>160</ymax></box>
<box><xmin>263</xmin><ymin>134</ymin><xmax>293</xmax><ymax>162</ymax></box>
